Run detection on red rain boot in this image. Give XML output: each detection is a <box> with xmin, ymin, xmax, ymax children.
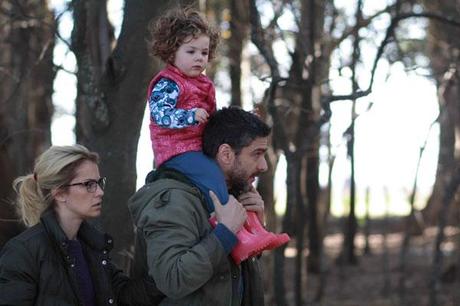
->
<box><xmin>244</xmin><ymin>211</ymin><xmax>290</xmax><ymax>251</ymax></box>
<box><xmin>209</xmin><ymin>216</ymin><xmax>272</xmax><ymax>265</ymax></box>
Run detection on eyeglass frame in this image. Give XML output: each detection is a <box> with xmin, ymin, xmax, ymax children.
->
<box><xmin>63</xmin><ymin>177</ymin><xmax>106</xmax><ymax>193</ymax></box>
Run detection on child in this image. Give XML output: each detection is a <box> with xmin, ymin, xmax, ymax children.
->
<box><xmin>146</xmin><ymin>7</ymin><xmax>225</xmax><ymax>208</ymax></box>
<box><xmin>146</xmin><ymin>7</ymin><xmax>288</xmax><ymax>263</ymax></box>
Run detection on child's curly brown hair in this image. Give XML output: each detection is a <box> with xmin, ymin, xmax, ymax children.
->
<box><xmin>148</xmin><ymin>7</ymin><xmax>220</xmax><ymax>64</ymax></box>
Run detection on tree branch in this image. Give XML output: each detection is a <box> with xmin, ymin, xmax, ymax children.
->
<box><xmin>249</xmin><ymin>0</ymin><xmax>292</xmax><ymax>156</ymax></box>
<box><xmin>330</xmin><ymin>3</ymin><xmax>398</xmax><ymax>50</ymax></box>
<box><xmin>324</xmin><ymin>11</ymin><xmax>460</xmax><ymax>105</ymax></box>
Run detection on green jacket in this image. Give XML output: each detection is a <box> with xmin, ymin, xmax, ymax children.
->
<box><xmin>0</xmin><ymin>210</ymin><xmax>161</xmax><ymax>306</ymax></box>
<box><xmin>128</xmin><ymin>168</ymin><xmax>265</xmax><ymax>306</ymax></box>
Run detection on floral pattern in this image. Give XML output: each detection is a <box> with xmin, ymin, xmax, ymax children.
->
<box><xmin>149</xmin><ymin>78</ymin><xmax>196</xmax><ymax>128</ymax></box>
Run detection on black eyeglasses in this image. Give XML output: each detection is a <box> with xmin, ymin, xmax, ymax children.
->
<box><xmin>63</xmin><ymin>177</ymin><xmax>106</xmax><ymax>193</ymax></box>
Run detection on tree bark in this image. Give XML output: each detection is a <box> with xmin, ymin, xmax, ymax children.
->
<box><xmin>306</xmin><ymin>151</ymin><xmax>321</xmax><ymax>273</ymax></box>
<box><xmin>228</xmin><ymin>0</ymin><xmax>249</xmax><ymax>107</ymax></box>
<box><xmin>421</xmin><ymin>0</ymin><xmax>460</xmax><ymax>224</ymax></box>
<box><xmin>429</xmin><ymin>167</ymin><xmax>460</xmax><ymax>306</ymax></box>
<box><xmin>71</xmin><ymin>0</ymin><xmax>182</xmax><ymax>269</ymax></box>
<box><xmin>0</xmin><ymin>0</ymin><xmax>55</xmax><ymax>248</ymax></box>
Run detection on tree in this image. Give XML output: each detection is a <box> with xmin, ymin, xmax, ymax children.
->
<box><xmin>246</xmin><ymin>0</ymin><xmax>438</xmax><ymax>303</ymax></box>
<box><xmin>70</xmin><ymin>0</ymin><xmax>199</xmax><ymax>269</ymax></box>
<box><xmin>0</xmin><ymin>0</ymin><xmax>55</xmax><ymax>248</ymax></box>
<box><xmin>227</xmin><ymin>0</ymin><xmax>249</xmax><ymax>107</ymax></box>
<box><xmin>421</xmin><ymin>0</ymin><xmax>460</xmax><ymax>224</ymax></box>
<box><xmin>248</xmin><ymin>0</ymin><xmax>334</xmax><ymax>303</ymax></box>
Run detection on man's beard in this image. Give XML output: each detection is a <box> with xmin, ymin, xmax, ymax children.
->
<box><xmin>228</xmin><ymin>176</ymin><xmax>250</xmax><ymax>197</ymax></box>
<box><xmin>227</xmin><ymin>160</ymin><xmax>253</xmax><ymax>197</ymax></box>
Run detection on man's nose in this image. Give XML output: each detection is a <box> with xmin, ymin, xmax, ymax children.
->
<box><xmin>258</xmin><ymin>157</ymin><xmax>268</xmax><ymax>173</ymax></box>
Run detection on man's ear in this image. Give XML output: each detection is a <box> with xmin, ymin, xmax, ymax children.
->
<box><xmin>216</xmin><ymin>144</ymin><xmax>235</xmax><ymax>167</ymax></box>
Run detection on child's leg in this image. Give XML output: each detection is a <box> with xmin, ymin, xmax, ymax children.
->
<box><xmin>164</xmin><ymin>151</ymin><xmax>229</xmax><ymax>212</ymax></box>
<box><xmin>166</xmin><ymin>152</ymin><xmax>290</xmax><ymax>261</ymax></box>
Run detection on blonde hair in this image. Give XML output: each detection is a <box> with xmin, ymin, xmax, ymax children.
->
<box><xmin>13</xmin><ymin>144</ymin><xmax>99</xmax><ymax>226</ymax></box>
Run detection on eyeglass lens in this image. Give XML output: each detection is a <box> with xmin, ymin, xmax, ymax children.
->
<box><xmin>87</xmin><ymin>177</ymin><xmax>106</xmax><ymax>192</ymax></box>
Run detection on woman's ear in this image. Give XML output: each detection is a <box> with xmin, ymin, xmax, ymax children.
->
<box><xmin>51</xmin><ymin>188</ymin><xmax>66</xmax><ymax>204</ymax></box>
<box><xmin>216</xmin><ymin>144</ymin><xmax>235</xmax><ymax>167</ymax></box>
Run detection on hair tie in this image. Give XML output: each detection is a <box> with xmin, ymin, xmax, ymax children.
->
<box><xmin>33</xmin><ymin>173</ymin><xmax>37</xmax><ymax>181</ymax></box>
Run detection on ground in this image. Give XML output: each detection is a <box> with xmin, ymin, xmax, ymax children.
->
<box><xmin>262</xmin><ymin>219</ymin><xmax>459</xmax><ymax>306</ymax></box>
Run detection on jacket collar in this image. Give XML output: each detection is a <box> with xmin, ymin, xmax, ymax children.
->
<box><xmin>165</xmin><ymin>64</ymin><xmax>209</xmax><ymax>84</ymax></box>
<box><xmin>40</xmin><ymin>209</ymin><xmax>113</xmax><ymax>252</ymax></box>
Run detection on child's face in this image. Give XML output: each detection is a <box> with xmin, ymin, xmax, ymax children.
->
<box><xmin>173</xmin><ymin>34</ymin><xmax>210</xmax><ymax>77</ymax></box>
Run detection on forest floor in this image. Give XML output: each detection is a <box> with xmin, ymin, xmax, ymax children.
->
<box><xmin>263</xmin><ymin>218</ymin><xmax>460</xmax><ymax>306</ymax></box>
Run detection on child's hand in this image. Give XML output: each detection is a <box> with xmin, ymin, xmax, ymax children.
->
<box><xmin>194</xmin><ymin>108</ymin><xmax>209</xmax><ymax>124</ymax></box>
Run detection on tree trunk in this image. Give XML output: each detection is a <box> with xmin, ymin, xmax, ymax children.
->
<box><xmin>429</xmin><ymin>167</ymin><xmax>460</xmax><ymax>306</ymax></box>
<box><xmin>340</xmin><ymin>0</ymin><xmax>363</xmax><ymax>266</ymax></box>
<box><xmin>0</xmin><ymin>0</ymin><xmax>55</xmax><ymax>247</ymax></box>
<box><xmin>399</xmin><ymin>145</ymin><xmax>425</xmax><ymax>306</ymax></box>
<box><xmin>306</xmin><ymin>146</ymin><xmax>321</xmax><ymax>273</ymax></box>
<box><xmin>228</xmin><ymin>0</ymin><xmax>249</xmax><ymax>107</ymax></box>
<box><xmin>256</xmin><ymin>145</ymin><xmax>278</xmax><ymax>302</ymax></box>
<box><xmin>71</xmin><ymin>0</ymin><xmax>181</xmax><ymax>269</ymax></box>
<box><xmin>293</xmin><ymin>157</ymin><xmax>305</xmax><ymax>306</ymax></box>
<box><xmin>342</xmin><ymin>121</ymin><xmax>357</xmax><ymax>265</ymax></box>
<box><xmin>421</xmin><ymin>0</ymin><xmax>460</xmax><ymax>224</ymax></box>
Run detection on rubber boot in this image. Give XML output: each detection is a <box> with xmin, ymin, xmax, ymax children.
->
<box><xmin>209</xmin><ymin>216</ymin><xmax>272</xmax><ymax>265</ymax></box>
<box><xmin>244</xmin><ymin>211</ymin><xmax>290</xmax><ymax>251</ymax></box>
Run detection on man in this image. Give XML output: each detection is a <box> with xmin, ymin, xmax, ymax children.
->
<box><xmin>129</xmin><ymin>107</ymin><xmax>270</xmax><ymax>305</ymax></box>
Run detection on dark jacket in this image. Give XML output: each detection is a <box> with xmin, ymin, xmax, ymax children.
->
<box><xmin>0</xmin><ymin>210</ymin><xmax>162</xmax><ymax>306</ymax></box>
<box><xmin>128</xmin><ymin>168</ymin><xmax>265</xmax><ymax>306</ymax></box>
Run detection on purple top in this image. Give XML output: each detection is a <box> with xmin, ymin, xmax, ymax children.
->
<box><xmin>67</xmin><ymin>239</ymin><xmax>96</xmax><ymax>306</ymax></box>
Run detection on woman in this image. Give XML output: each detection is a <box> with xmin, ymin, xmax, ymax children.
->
<box><xmin>0</xmin><ymin>144</ymin><xmax>163</xmax><ymax>305</ymax></box>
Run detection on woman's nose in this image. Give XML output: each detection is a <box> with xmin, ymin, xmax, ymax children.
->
<box><xmin>96</xmin><ymin>185</ymin><xmax>104</xmax><ymax>197</ymax></box>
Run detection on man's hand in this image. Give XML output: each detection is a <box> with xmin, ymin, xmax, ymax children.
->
<box><xmin>210</xmin><ymin>191</ymin><xmax>247</xmax><ymax>234</ymax></box>
<box><xmin>194</xmin><ymin>108</ymin><xmax>209</xmax><ymax>124</ymax></box>
<box><xmin>238</xmin><ymin>187</ymin><xmax>265</xmax><ymax>224</ymax></box>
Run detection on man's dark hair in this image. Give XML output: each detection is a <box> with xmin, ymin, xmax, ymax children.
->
<box><xmin>203</xmin><ymin>106</ymin><xmax>271</xmax><ymax>158</ymax></box>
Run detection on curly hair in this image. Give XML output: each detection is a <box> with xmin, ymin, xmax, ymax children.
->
<box><xmin>148</xmin><ymin>7</ymin><xmax>220</xmax><ymax>63</ymax></box>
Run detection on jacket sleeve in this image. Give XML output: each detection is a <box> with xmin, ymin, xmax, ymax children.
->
<box><xmin>149</xmin><ymin>78</ymin><xmax>197</xmax><ymax>128</ymax></box>
<box><xmin>139</xmin><ymin>188</ymin><xmax>228</xmax><ymax>299</ymax></box>
<box><xmin>0</xmin><ymin>240</ymin><xmax>38</xmax><ymax>305</ymax></box>
<box><xmin>110</xmin><ymin>264</ymin><xmax>164</xmax><ymax>306</ymax></box>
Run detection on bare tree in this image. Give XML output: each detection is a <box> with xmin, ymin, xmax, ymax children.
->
<box><xmin>0</xmin><ymin>0</ymin><xmax>55</xmax><ymax>248</ymax></box>
<box><xmin>339</xmin><ymin>0</ymin><xmax>363</xmax><ymax>266</ymax></box>
<box><xmin>421</xmin><ymin>0</ymin><xmax>460</xmax><ymax>224</ymax></box>
<box><xmin>430</xmin><ymin>166</ymin><xmax>460</xmax><ymax>306</ymax></box>
<box><xmin>227</xmin><ymin>0</ymin><xmax>249</xmax><ymax>107</ymax></box>
<box><xmin>70</xmin><ymin>0</ymin><xmax>195</xmax><ymax>269</ymax></box>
